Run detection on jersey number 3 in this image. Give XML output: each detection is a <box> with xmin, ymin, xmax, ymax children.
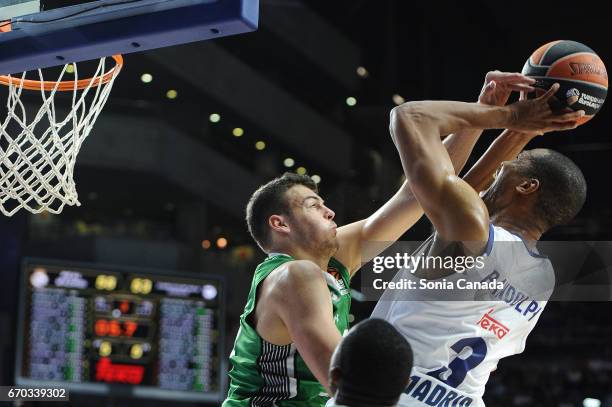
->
<box><xmin>426</xmin><ymin>337</ymin><xmax>487</xmax><ymax>388</ymax></box>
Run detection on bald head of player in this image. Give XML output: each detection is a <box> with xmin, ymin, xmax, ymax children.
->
<box><xmin>479</xmin><ymin>148</ymin><xmax>586</xmax><ymax>238</ymax></box>
<box><xmin>328</xmin><ymin>319</ymin><xmax>413</xmax><ymax>407</ymax></box>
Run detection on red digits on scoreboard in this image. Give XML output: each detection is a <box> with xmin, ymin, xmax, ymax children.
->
<box><xmin>95</xmin><ymin>319</ymin><xmax>109</xmax><ymax>336</ymax></box>
<box><xmin>120</xmin><ymin>300</ymin><xmax>130</xmax><ymax>314</ymax></box>
<box><xmin>95</xmin><ymin>357</ymin><xmax>144</xmax><ymax>384</ymax></box>
<box><xmin>95</xmin><ymin>319</ymin><xmax>139</xmax><ymax>337</ymax></box>
<box><xmin>109</xmin><ymin>320</ymin><xmax>121</xmax><ymax>336</ymax></box>
<box><xmin>124</xmin><ymin>320</ymin><xmax>138</xmax><ymax>337</ymax></box>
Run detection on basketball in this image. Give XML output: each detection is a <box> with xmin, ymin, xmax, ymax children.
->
<box><xmin>522</xmin><ymin>40</ymin><xmax>608</xmax><ymax>125</ymax></box>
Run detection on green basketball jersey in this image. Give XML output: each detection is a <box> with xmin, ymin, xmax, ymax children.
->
<box><xmin>223</xmin><ymin>254</ymin><xmax>352</xmax><ymax>406</ymax></box>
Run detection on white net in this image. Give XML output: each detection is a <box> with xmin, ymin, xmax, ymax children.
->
<box><xmin>0</xmin><ymin>57</ymin><xmax>121</xmax><ymax>217</ymax></box>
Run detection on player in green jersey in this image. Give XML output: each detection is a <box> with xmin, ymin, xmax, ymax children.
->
<box><xmin>223</xmin><ymin>71</ymin><xmax>543</xmax><ymax>406</ymax></box>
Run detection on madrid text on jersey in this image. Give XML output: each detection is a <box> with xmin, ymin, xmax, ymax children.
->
<box><xmin>404</xmin><ymin>374</ymin><xmax>474</xmax><ymax>406</ymax></box>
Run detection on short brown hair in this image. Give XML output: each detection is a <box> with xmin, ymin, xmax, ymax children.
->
<box><xmin>246</xmin><ymin>173</ymin><xmax>318</xmax><ymax>251</ymax></box>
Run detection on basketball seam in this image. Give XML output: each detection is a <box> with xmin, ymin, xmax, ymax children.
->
<box><xmin>528</xmin><ymin>57</ymin><xmax>550</xmax><ymax>68</ymax></box>
<box><xmin>528</xmin><ymin>76</ymin><xmax>608</xmax><ymax>91</ymax></box>
<box><xmin>530</xmin><ymin>55</ymin><xmax>549</xmax><ymax>68</ymax></box>
<box><xmin>538</xmin><ymin>40</ymin><xmax>563</xmax><ymax>65</ymax></box>
<box><xmin>528</xmin><ymin>60</ymin><xmax>550</xmax><ymax>69</ymax></box>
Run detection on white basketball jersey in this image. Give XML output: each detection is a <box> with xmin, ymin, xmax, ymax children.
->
<box><xmin>371</xmin><ymin>225</ymin><xmax>555</xmax><ymax>407</ymax></box>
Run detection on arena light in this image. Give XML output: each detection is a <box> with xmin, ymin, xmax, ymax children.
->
<box><xmin>583</xmin><ymin>398</ymin><xmax>601</xmax><ymax>407</ymax></box>
<box><xmin>66</xmin><ymin>64</ymin><xmax>75</xmax><ymax>74</ymax></box>
<box><xmin>232</xmin><ymin>127</ymin><xmax>244</xmax><ymax>137</ymax></box>
<box><xmin>255</xmin><ymin>141</ymin><xmax>266</xmax><ymax>151</ymax></box>
<box><xmin>356</xmin><ymin>66</ymin><xmax>368</xmax><ymax>78</ymax></box>
<box><xmin>209</xmin><ymin>113</ymin><xmax>221</xmax><ymax>123</ymax></box>
<box><xmin>202</xmin><ymin>284</ymin><xmax>218</xmax><ymax>300</ymax></box>
<box><xmin>296</xmin><ymin>166</ymin><xmax>307</xmax><ymax>175</ymax></box>
<box><xmin>311</xmin><ymin>175</ymin><xmax>321</xmax><ymax>184</ymax></box>
<box><xmin>283</xmin><ymin>158</ymin><xmax>295</xmax><ymax>168</ymax></box>
<box><xmin>201</xmin><ymin>240</ymin><xmax>211</xmax><ymax>250</ymax></box>
<box><xmin>392</xmin><ymin>94</ymin><xmax>405</xmax><ymax>105</ymax></box>
<box><xmin>216</xmin><ymin>237</ymin><xmax>228</xmax><ymax>249</ymax></box>
<box><xmin>345</xmin><ymin>96</ymin><xmax>357</xmax><ymax>106</ymax></box>
<box><xmin>166</xmin><ymin>89</ymin><xmax>178</xmax><ymax>99</ymax></box>
<box><xmin>140</xmin><ymin>73</ymin><xmax>153</xmax><ymax>83</ymax></box>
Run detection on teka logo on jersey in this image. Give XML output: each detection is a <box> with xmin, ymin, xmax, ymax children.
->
<box><xmin>477</xmin><ymin>308</ymin><xmax>510</xmax><ymax>340</ymax></box>
<box><xmin>569</xmin><ymin>62</ymin><xmax>608</xmax><ymax>79</ymax></box>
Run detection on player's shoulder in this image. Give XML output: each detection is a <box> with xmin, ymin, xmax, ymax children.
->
<box><xmin>489</xmin><ymin>224</ymin><xmax>555</xmax><ymax>290</ymax></box>
<box><xmin>487</xmin><ymin>224</ymin><xmax>529</xmax><ymax>258</ymax></box>
<box><xmin>269</xmin><ymin>259</ymin><xmax>326</xmax><ymax>293</ymax></box>
<box><xmin>490</xmin><ymin>224</ymin><xmax>549</xmax><ymax>260</ymax></box>
<box><xmin>491</xmin><ymin>224</ymin><xmax>522</xmax><ymax>242</ymax></box>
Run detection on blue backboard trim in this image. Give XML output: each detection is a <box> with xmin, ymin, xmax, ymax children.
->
<box><xmin>0</xmin><ymin>0</ymin><xmax>259</xmax><ymax>74</ymax></box>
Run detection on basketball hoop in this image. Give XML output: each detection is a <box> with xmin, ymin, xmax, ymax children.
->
<box><xmin>0</xmin><ymin>55</ymin><xmax>123</xmax><ymax>217</ymax></box>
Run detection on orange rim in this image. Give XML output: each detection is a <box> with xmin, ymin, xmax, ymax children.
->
<box><xmin>0</xmin><ymin>55</ymin><xmax>123</xmax><ymax>91</ymax></box>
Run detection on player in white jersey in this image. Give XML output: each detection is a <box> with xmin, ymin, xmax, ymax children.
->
<box><xmin>373</xmin><ymin>225</ymin><xmax>555</xmax><ymax>406</ymax></box>
<box><xmin>372</xmin><ymin>84</ymin><xmax>587</xmax><ymax>406</ymax></box>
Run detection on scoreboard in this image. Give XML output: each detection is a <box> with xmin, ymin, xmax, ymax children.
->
<box><xmin>15</xmin><ymin>260</ymin><xmax>225</xmax><ymax>403</ymax></box>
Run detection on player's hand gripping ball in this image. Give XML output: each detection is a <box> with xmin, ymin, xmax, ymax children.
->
<box><xmin>522</xmin><ymin>40</ymin><xmax>607</xmax><ymax>126</ymax></box>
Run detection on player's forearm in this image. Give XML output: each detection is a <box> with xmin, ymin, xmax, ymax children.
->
<box><xmin>388</xmin><ymin>102</ymin><xmax>499</xmax><ymax>183</ymax></box>
<box><xmin>391</xmin><ymin>101</ymin><xmax>511</xmax><ymax>142</ymax></box>
<box><xmin>463</xmin><ymin>130</ymin><xmax>538</xmax><ymax>192</ymax></box>
<box><xmin>443</xmin><ymin>129</ymin><xmax>483</xmax><ymax>175</ymax></box>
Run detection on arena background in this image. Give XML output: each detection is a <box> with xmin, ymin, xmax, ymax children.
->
<box><xmin>0</xmin><ymin>0</ymin><xmax>610</xmax><ymax>406</ymax></box>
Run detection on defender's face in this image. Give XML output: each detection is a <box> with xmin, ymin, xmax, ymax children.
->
<box><xmin>284</xmin><ymin>185</ymin><xmax>338</xmax><ymax>254</ymax></box>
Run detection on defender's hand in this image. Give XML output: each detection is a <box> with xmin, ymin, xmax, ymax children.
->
<box><xmin>506</xmin><ymin>83</ymin><xmax>584</xmax><ymax>134</ymax></box>
<box><xmin>479</xmin><ymin>71</ymin><xmax>536</xmax><ymax>107</ymax></box>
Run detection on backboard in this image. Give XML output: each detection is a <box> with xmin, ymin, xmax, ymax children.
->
<box><xmin>0</xmin><ymin>0</ymin><xmax>259</xmax><ymax>75</ymax></box>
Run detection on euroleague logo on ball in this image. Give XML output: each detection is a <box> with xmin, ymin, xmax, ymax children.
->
<box><xmin>564</xmin><ymin>87</ymin><xmax>603</xmax><ymax>109</ymax></box>
<box><xmin>566</xmin><ymin>88</ymin><xmax>581</xmax><ymax>106</ymax></box>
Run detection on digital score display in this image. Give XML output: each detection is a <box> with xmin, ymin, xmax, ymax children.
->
<box><xmin>16</xmin><ymin>260</ymin><xmax>225</xmax><ymax>402</ymax></box>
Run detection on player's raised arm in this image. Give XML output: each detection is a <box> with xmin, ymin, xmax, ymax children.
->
<box><xmin>461</xmin><ymin>71</ymin><xmax>541</xmax><ymax>192</ymax></box>
<box><xmin>463</xmin><ymin>129</ymin><xmax>538</xmax><ymax>193</ymax></box>
<box><xmin>334</xmin><ymin>73</ymin><xmax>553</xmax><ymax>274</ymax></box>
<box><xmin>389</xmin><ymin>85</ymin><xmax>583</xmax><ymax>251</ymax></box>
<box><xmin>271</xmin><ymin>260</ymin><xmax>342</xmax><ymax>394</ymax></box>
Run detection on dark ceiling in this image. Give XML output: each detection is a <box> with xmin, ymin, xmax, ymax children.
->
<box><xmin>2</xmin><ymin>0</ymin><xmax>610</xmax><ymax>241</ymax></box>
